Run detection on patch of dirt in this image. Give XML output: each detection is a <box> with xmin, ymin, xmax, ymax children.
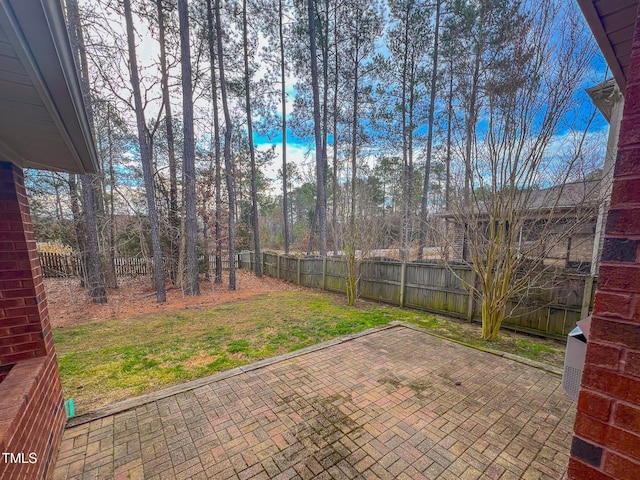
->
<box><xmin>45</xmin><ymin>270</ymin><xmax>304</xmax><ymax>328</ymax></box>
<box><xmin>183</xmin><ymin>351</ymin><xmax>219</xmax><ymax>369</ymax></box>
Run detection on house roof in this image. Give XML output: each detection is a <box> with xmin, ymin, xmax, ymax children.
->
<box><xmin>525</xmin><ymin>179</ymin><xmax>601</xmax><ymax>210</ymax></box>
<box><xmin>0</xmin><ymin>0</ymin><xmax>98</xmax><ymax>173</ymax></box>
<box><xmin>438</xmin><ymin>179</ymin><xmax>601</xmax><ymax>219</ymax></box>
<box><xmin>577</xmin><ymin>0</ymin><xmax>639</xmax><ymax>93</ymax></box>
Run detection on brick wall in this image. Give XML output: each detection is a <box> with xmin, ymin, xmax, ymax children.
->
<box><xmin>0</xmin><ymin>356</ymin><xmax>65</xmax><ymax>480</ymax></box>
<box><xmin>0</xmin><ymin>162</ymin><xmax>65</xmax><ymax>479</ymax></box>
<box><xmin>0</xmin><ymin>162</ymin><xmax>52</xmax><ymax>364</ymax></box>
<box><xmin>568</xmin><ymin>7</ymin><xmax>640</xmax><ymax>479</ymax></box>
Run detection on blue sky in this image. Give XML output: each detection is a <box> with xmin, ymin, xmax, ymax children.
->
<box><xmin>253</xmin><ymin>49</ymin><xmax>611</xmax><ymax>192</ymax></box>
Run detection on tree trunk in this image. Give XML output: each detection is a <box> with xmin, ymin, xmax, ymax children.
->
<box><xmin>68</xmin><ymin>173</ymin><xmax>88</xmax><ymax>288</ymax></box>
<box><xmin>400</xmin><ymin>8</ymin><xmax>409</xmax><ymax>262</ymax></box>
<box><xmin>444</xmin><ymin>61</ymin><xmax>453</xmax><ymax>260</ymax></box>
<box><xmin>307</xmin><ymin>0</ymin><xmax>327</xmax><ymax>257</ymax></box>
<box><xmin>332</xmin><ymin>1</ymin><xmax>339</xmax><ymax>255</ymax></box>
<box><xmin>463</xmin><ymin>4</ymin><xmax>485</xmax><ymax>210</ymax></box>
<box><xmin>123</xmin><ymin>0</ymin><xmax>166</xmax><ymax>302</ymax></box>
<box><xmin>445</xmin><ymin>58</ymin><xmax>453</xmax><ymax>211</ymax></box>
<box><xmin>178</xmin><ymin>0</ymin><xmax>200</xmax><ymax>296</ymax></box>
<box><xmin>321</xmin><ymin>0</ymin><xmax>329</xmax><ymax>251</ymax></box>
<box><xmin>350</xmin><ymin>42</ymin><xmax>359</xmax><ymax>243</ymax></box>
<box><xmin>215</xmin><ymin>0</ymin><xmax>237</xmax><ymax>290</ymax></box>
<box><xmin>79</xmin><ymin>175</ymin><xmax>107</xmax><ymax>303</ymax></box>
<box><xmin>106</xmin><ymin>104</ymin><xmax>117</xmax><ymax>284</ymax></box>
<box><xmin>157</xmin><ymin>0</ymin><xmax>180</xmax><ymax>285</ymax></box>
<box><xmin>346</xmin><ymin>36</ymin><xmax>360</xmax><ymax>306</ymax></box>
<box><xmin>243</xmin><ymin>0</ymin><xmax>262</xmax><ymax>277</ymax></box>
<box><xmin>481</xmin><ymin>287</ymin><xmax>507</xmax><ymax>341</ymax></box>
<box><xmin>407</xmin><ymin>51</ymin><xmax>415</xmax><ymax>260</ymax></box>
<box><xmin>66</xmin><ymin>0</ymin><xmax>108</xmax><ymax>301</ymax></box>
<box><xmin>418</xmin><ymin>0</ymin><xmax>440</xmax><ymax>260</ymax></box>
<box><xmin>279</xmin><ymin>0</ymin><xmax>290</xmax><ymax>255</ymax></box>
<box><xmin>205</xmin><ymin>0</ymin><xmax>223</xmax><ymax>284</ymax></box>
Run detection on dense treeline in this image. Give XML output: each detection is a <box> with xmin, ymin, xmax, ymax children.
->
<box><xmin>27</xmin><ymin>0</ymin><xmax>602</xmax><ymax>334</ymax></box>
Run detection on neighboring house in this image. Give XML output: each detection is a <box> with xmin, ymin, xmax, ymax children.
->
<box><xmin>443</xmin><ymin>78</ymin><xmax>624</xmax><ymax>276</ymax></box>
<box><xmin>443</xmin><ymin>179</ymin><xmax>602</xmax><ymax>273</ymax></box>
<box><xmin>521</xmin><ymin>180</ymin><xmax>602</xmax><ymax>272</ymax></box>
<box><xmin>0</xmin><ymin>1</ymin><xmax>98</xmax><ymax>479</ymax></box>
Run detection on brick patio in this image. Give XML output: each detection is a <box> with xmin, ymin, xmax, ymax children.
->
<box><xmin>53</xmin><ymin>325</ymin><xmax>574</xmax><ymax>479</ymax></box>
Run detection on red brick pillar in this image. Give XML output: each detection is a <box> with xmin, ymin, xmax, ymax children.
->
<box><xmin>0</xmin><ymin>161</ymin><xmax>65</xmax><ymax>479</ymax></box>
<box><xmin>568</xmin><ymin>7</ymin><xmax>640</xmax><ymax>479</ymax></box>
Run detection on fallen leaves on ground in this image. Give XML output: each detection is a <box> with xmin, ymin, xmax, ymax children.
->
<box><xmin>45</xmin><ymin>271</ymin><xmax>304</xmax><ymax>328</ymax></box>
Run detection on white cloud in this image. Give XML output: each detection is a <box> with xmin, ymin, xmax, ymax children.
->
<box><xmin>257</xmin><ymin>142</ymin><xmax>314</xmax><ymax>194</ymax></box>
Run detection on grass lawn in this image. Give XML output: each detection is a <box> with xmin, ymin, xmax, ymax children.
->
<box><xmin>53</xmin><ymin>291</ymin><xmax>566</xmax><ymax>414</ymax></box>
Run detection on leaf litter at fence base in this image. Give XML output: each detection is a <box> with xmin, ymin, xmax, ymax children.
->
<box><xmin>48</xmin><ymin>275</ymin><xmax>566</xmax><ymax>414</ymax></box>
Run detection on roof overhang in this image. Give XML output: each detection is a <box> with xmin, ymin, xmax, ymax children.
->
<box><xmin>0</xmin><ymin>0</ymin><xmax>98</xmax><ymax>173</ymax></box>
<box><xmin>586</xmin><ymin>78</ymin><xmax>622</xmax><ymax>123</ymax></box>
<box><xmin>577</xmin><ymin>0</ymin><xmax>639</xmax><ymax>94</ymax></box>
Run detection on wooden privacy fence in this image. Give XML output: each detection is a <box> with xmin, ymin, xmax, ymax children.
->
<box><xmin>240</xmin><ymin>251</ymin><xmax>596</xmax><ymax>340</ymax></box>
<box><xmin>39</xmin><ymin>252</ymin><xmax>238</xmax><ymax>278</ymax></box>
<box><xmin>38</xmin><ymin>252</ymin><xmax>83</xmax><ymax>278</ymax></box>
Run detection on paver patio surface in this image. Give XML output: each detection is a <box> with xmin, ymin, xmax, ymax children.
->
<box><xmin>53</xmin><ymin>325</ymin><xmax>575</xmax><ymax>479</ymax></box>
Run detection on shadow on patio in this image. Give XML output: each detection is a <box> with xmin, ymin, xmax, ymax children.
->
<box><xmin>53</xmin><ymin>324</ymin><xmax>574</xmax><ymax>480</ymax></box>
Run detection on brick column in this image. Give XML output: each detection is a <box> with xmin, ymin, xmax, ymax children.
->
<box><xmin>568</xmin><ymin>7</ymin><xmax>640</xmax><ymax>479</ymax></box>
<box><xmin>0</xmin><ymin>161</ymin><xmax>65</xmax><ymax>479</ymax></box>
<box><xmin>450</xmin><ymin>222</ymin><xmax>466</xmax><ymax>261</ymax></box>
<box><xmin>0</xmin><ymin>164</ymin><xmax>51</xmax><ymax>363</ymax></box>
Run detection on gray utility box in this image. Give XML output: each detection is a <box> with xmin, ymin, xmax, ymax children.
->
<box><xmin>562</xmin><ymin>316</ymin><xmax>591</xmax><ymax>402</ymax></box>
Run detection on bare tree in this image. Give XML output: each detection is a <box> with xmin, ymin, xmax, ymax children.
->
<box><xmin>205</xmin><ymin>0</ymin><xmax>223</xmax><ymax>283</ymax></box>
<box><xmin>307</xmin><ymin>0</ymin><xmax>327</xmax><ymax>257</ymax></box>
<box><xmin>339</xmin><ymin>181</ymin><xmax>394</xmax><ymax>305</ymax></box>
<box><xmin>215</xmin><ymin>0</ymin><xmax>237</xmax><ymax>290</ymax></box>
<box><xmin>342</xmin><ymin>0</ymin><xmax>382</xmax><ymax>301</ymax></box>
<box><xmin>156</xmin><ymin>0</ymin><xmax>180</xmax><ymax>285</ymax></box>
<box><xmin>242</xmin><ymin>0</ymin><xmax>262</xmax><ymax>276</ymax></box>
<box><xmin>123</xmin><ymin>0</ymin><xmax>166</xmax><ymax>302</ymax></box>
<box><xmin>434</xmin><ymin>0</ymin><xmax>597</xmax><ymax>339</ymax></box>
<box><xmin>279</xmin><ymin>0</ymin><xmax>290</xmax><ymax>254</ymax></box>
<box><xmin>417</xmin><ymin>0</ymin><xmax>441</xmax><ymax>260</ymax></box>
<box><xmin>382</xmin><ymin>0</ymin><xmax>430</xmax><ymax>262</ymax></box>
<box><xmin>331</xmin><ymin>0</ymin><xmax>342</xmax><ymax>255</ymax></box>
<box><xmin>178</xmin><ymin>0</ymin><xmax>200</xmax><ymax>295</ymax></box>
<box><xmin>66</xmin><ymin>0</ymin><xmax>108</xmax><ymax>302</ymax></box>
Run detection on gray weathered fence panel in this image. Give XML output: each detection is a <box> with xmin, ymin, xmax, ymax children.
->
<box><xmin>41</xmin><ymin>252</ymin><xmax>237</xmax><ymax>279</ymax></box>
<box><xmin>244</xmin><ymin>252</ymin><xmax>593</xmax><ymax>339</ymax></box>
<box><xmin>325</xmin><ymin>259</ymin><xmax>346</xmax><ymax>292</ymax></box>
<box><xmin>42</xmin><ymin>248</ymin><xmax>593</xmax><ymax>339</ymax></box>
<box><xmin>300</xmin><ymin>258</ymin><xmax>323</xmax><ymax>288</ymax></box>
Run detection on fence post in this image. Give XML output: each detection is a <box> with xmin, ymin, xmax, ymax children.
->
<box><xmin>297</xmin><ymin>257</ymin><xmax>301</xmax><ymax>284</ymax></box>
<box><xmin>581</xmin><ymin>275</ymin><xmax>595</xmax><ymax>319</ymax></box>
<box><xmin>399</xmin><ymin>262</ymin><xmax>407</xmax><ymax>307</ymax></box>
<box><xmin>466</xmin><ymin>269</ymin><xmax>477</xmax><ymax>322</ymax></box>
<box><xmin>262</xmin><ymin>252</ymin><xmax>266</xmax><ymax>275</ymax></box>
<box><xmin>322</xmin><ymin>257</ymin><xmax>327</xmax><ymax>290</ymax></box>
<box><xmin>276</xmin><ymin>254</ymin><xmax>281</xmax><ymax>279</ymax></box>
